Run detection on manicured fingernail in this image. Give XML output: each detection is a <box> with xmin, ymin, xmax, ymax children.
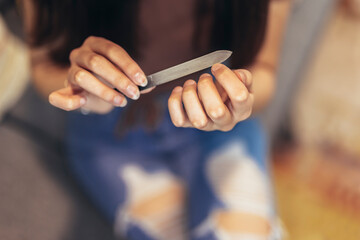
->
<box><xmin>80</xmin><ymin>98</ymin><xmax>86</xmax><ymax>105</ymax></box>
<box><xmin>134</xmin><ymin>72</ymin><xmax>148</xmax><ymax>87</ymax></box>
<box><xmin>114</xmin><ymin>96</ymin><xmax>127</xmax><ymax>107</ymax></box>
<box><xmin>114</xmin><ymin>95</ymin><xmax>122</xmax><ymax>105</ymax></box>
<box><xmin>200</xmin><ymin>73</ymin><xmax>212</xmax><ymax>79</ymax></box>
<box><xmin>127</xmin><ymin>85</ymin><xmax>140</xmax><ymax>100</ymax></box>
<box><xmin>212</xmin><ymin>63</ymin><xmax>222</xmax><ymax>72</ymax></box>
<box><xmin>120</xmin><ymin>98</ymin><xmax>127</xmax><ymax>107</ymax></box>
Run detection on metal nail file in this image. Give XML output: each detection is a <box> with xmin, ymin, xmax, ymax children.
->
<box><xmin>139</xmin><ymin>50</ymin><xmax>232</xmax><ymax>91</ymax></box>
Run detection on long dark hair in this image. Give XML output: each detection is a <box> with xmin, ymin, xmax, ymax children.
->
<box><xmin>27</xmin><ymin>0</ymin><xmax>269</xmax><ymax>68</ymax></box>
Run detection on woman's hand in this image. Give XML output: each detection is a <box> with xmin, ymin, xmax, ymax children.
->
<box><xmin>168</xmin><ymin>63</ymin><xmax>254</xmax><ymax>132</ymax></box>
<box><xmin>49</xmin><ymin>36</ymin><xmax>150</xmax><ymax>114</ymax></box>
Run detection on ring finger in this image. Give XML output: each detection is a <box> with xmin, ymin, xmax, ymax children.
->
<box><xmin>68</xmin><ymin>66</ymin><xmax>127</xmax><ymax>107</ymax></box>
<box><xmin>74</xmin><ymin>51</ymin><xmax>140</xmax><ymax>100</ymax></box>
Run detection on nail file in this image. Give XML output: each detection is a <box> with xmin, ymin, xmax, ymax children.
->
<box><xmin>139</xmin><ymin>50</ymin><xmax>232</xmax><ymax>91</ymax></box>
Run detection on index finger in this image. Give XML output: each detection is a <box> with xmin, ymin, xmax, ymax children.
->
<box><xmin>211</xmin><ymin>64</ymin><xmax>250</xmax><ymax>109</ymax></box>
<box><xmin>84</xmin><ymin>36</ymin><xmax>148</xmax><ymax>87</ymax></box>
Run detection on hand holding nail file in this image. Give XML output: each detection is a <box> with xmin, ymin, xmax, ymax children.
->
<box><xmin>139</xmin><ymin>50</ymin><xmax>232</xmax><ymax>91</ymax></box>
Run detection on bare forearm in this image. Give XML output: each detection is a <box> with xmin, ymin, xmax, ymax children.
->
<box><xmin>249</xmin><ymin>0</ymin><xmax>291</xmax><ymax>114</ymax></box>
<box><xmin>250</xmin><ymin>63</ymin><xmax>276</xmax><ymax>114</ymax></box>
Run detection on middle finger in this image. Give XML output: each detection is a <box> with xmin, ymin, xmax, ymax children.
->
<box><xmin>75</xmin><ymin>51</ymin><xmax>140</xmax><ymax>100</ymax></box>
<box><xmin>68</xmin><ymin>66</ymin><xmax>127</xmax><ymax>107</ymax></box>
<box><xmin>211</xmin><ymin>63</ymin><xmax>250</xmax><ymax>110</ymax></box>
<box><xmin>197</xmin><ymin>73</ymin><xmax>232</xmax><ymax>126</ymax></box>
<box><xmin>182</xmin><ymin>80</ymin><xmax>211</xmax><ymax>130</ymax></box>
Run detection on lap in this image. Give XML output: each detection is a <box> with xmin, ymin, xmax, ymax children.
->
<box><xmin>66</xmin><ymin>114</ymin><xmax>275</xmax><ymax>239</ymax></box>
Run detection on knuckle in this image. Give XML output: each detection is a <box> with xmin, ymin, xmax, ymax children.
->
<box><xmin>95</xmin><ymin>36</ymin><xmax>105</xmax><ymax>42</ymax></box>
<box><xmin>233</xmin><ymin>91</ymin><xmax>249</xmax><ymax>104</ymax></box>
<box><xmin>105</xmin><ymin>44</ymin><xmax>119</xmax><ymax>57</ymax></box>
<box><xmin>209</xmin><ymin>106</ymin><xmax>226</xmax><ymax>119</ymax></box>
<box><xmin>84</xmin><ymin>36</ymin><xmax>93</xmax><ymax>45</ymax></box>
<box><xmin>192</xmin><ymin>118</ymin><xmax>208</xmax><ymax>129</ymax></box>
<box><xmin>69</xmin><ymin>48</ymin><xmax>80</xmax><ymax>61</ymax></box>
<box><xmin>88</xmin><ymin>54</ymin><xmax>102</xmax><ymax>69</ymax></box>
<box><xmin>84</xmin><ymin>36</ymin><xmax>98</xmax><ymax>45</ymax></box>
<box><xmin>74</xmin><ymin>69</ymin><xmax>86</xmax><ymax>84</ymax></box>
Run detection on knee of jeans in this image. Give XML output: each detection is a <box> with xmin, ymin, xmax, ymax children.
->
<box><xmin>114</xmin><ymin>164</ymin><xmax>187</xmax><ymax>240</ymax></box>
<box><xmin>205</xmin><ymin>141</ymin><xmax>272</xmax><ymax>215</ymax></box>
<box><xmin>193</xmin><ymin>141</ymin><xmax>274</xmax><ymax>238</ymax></box>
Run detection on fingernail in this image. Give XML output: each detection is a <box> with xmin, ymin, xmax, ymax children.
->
<box><xmin>200</xmin><ymin>73</ymin><xmax>212</xmax><ymax>79</ymax></box>
<box><xmin>80</xmin><ymin>98</ymin><xmax>86</xmax><ymax>105</ymax></box>
<box><xmin>212</xmin><ymin>63</ymin><xmax>222</xmax><ymax>72</ymax></box>
<box><xmin>127</xmin><ymin>85</ymin><xmax>140</xmax><ymax>100</ymax></box>
<box><xmin>173</xmin><ymin>86</ymin><xmax>182</xmax><ymax>93</ymax></box>
<box><xmin>114</xmin><ymin>96</ymin><xmax>127</xmax><ymax>107</ymax></box>
<box><xmin>184</xmin><ymin>80</ymin><xmax>196</xmax><ymax>87</ymax></box>
<box><xmin>134</xmin><ymin>72</ymin><xmax>148</xmax><ymax>87</ymax></box>
<box><xmin>237</xmin><ymin>70</ymin><xmax>247</xmax><ymax>82</ymax></box>
<box><xmin>114</xmin><ymin>96</ymin><xmax>122</xmax><ymax>105</ymax></box>
<box><xmin>120</xmin><ymin>98</ymin><xmax>127</xmax><ymax>107</ymax></box>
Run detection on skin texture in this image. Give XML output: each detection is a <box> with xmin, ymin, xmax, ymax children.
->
<box><xmin>168</xmin><ymin>68</ymin><xmax>254</xmax><ymax>132</ymax></box>
<box><xmin>24</xmin><ymin>0</ymin><xmax>291</xmax><ymax>130</ymax></box>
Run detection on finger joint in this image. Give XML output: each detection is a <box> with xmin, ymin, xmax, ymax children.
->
<box><xmin>74</xmin><ymin>70</ymin><xmax>87</xmax><ymax>85</ymax></box>
<box><xmin>88</xmin><ymin>54</ymin><xmax>102</xmax><ymax>70</ymax></box>
<box><xmin>192</xmin><ymin>118</ymin><xmax>208</xmax><ymax>129</ymax></box>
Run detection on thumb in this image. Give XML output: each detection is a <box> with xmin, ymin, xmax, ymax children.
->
<box><xmin>49</xmin><ymin>86</ymin><xmax>87</xmax><ymax>111</ymax></box>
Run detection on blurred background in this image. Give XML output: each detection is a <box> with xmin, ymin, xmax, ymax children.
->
<box><xmin>0</xmin><ymin>0</ymin><xmax>359</xmax><ymax>239</ymax></box>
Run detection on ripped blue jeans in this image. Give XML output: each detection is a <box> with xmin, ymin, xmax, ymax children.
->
<box><xmin>66</xmin><ymin>106</ymin><xmax>279</xmax><ymax>240</ymax></box>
